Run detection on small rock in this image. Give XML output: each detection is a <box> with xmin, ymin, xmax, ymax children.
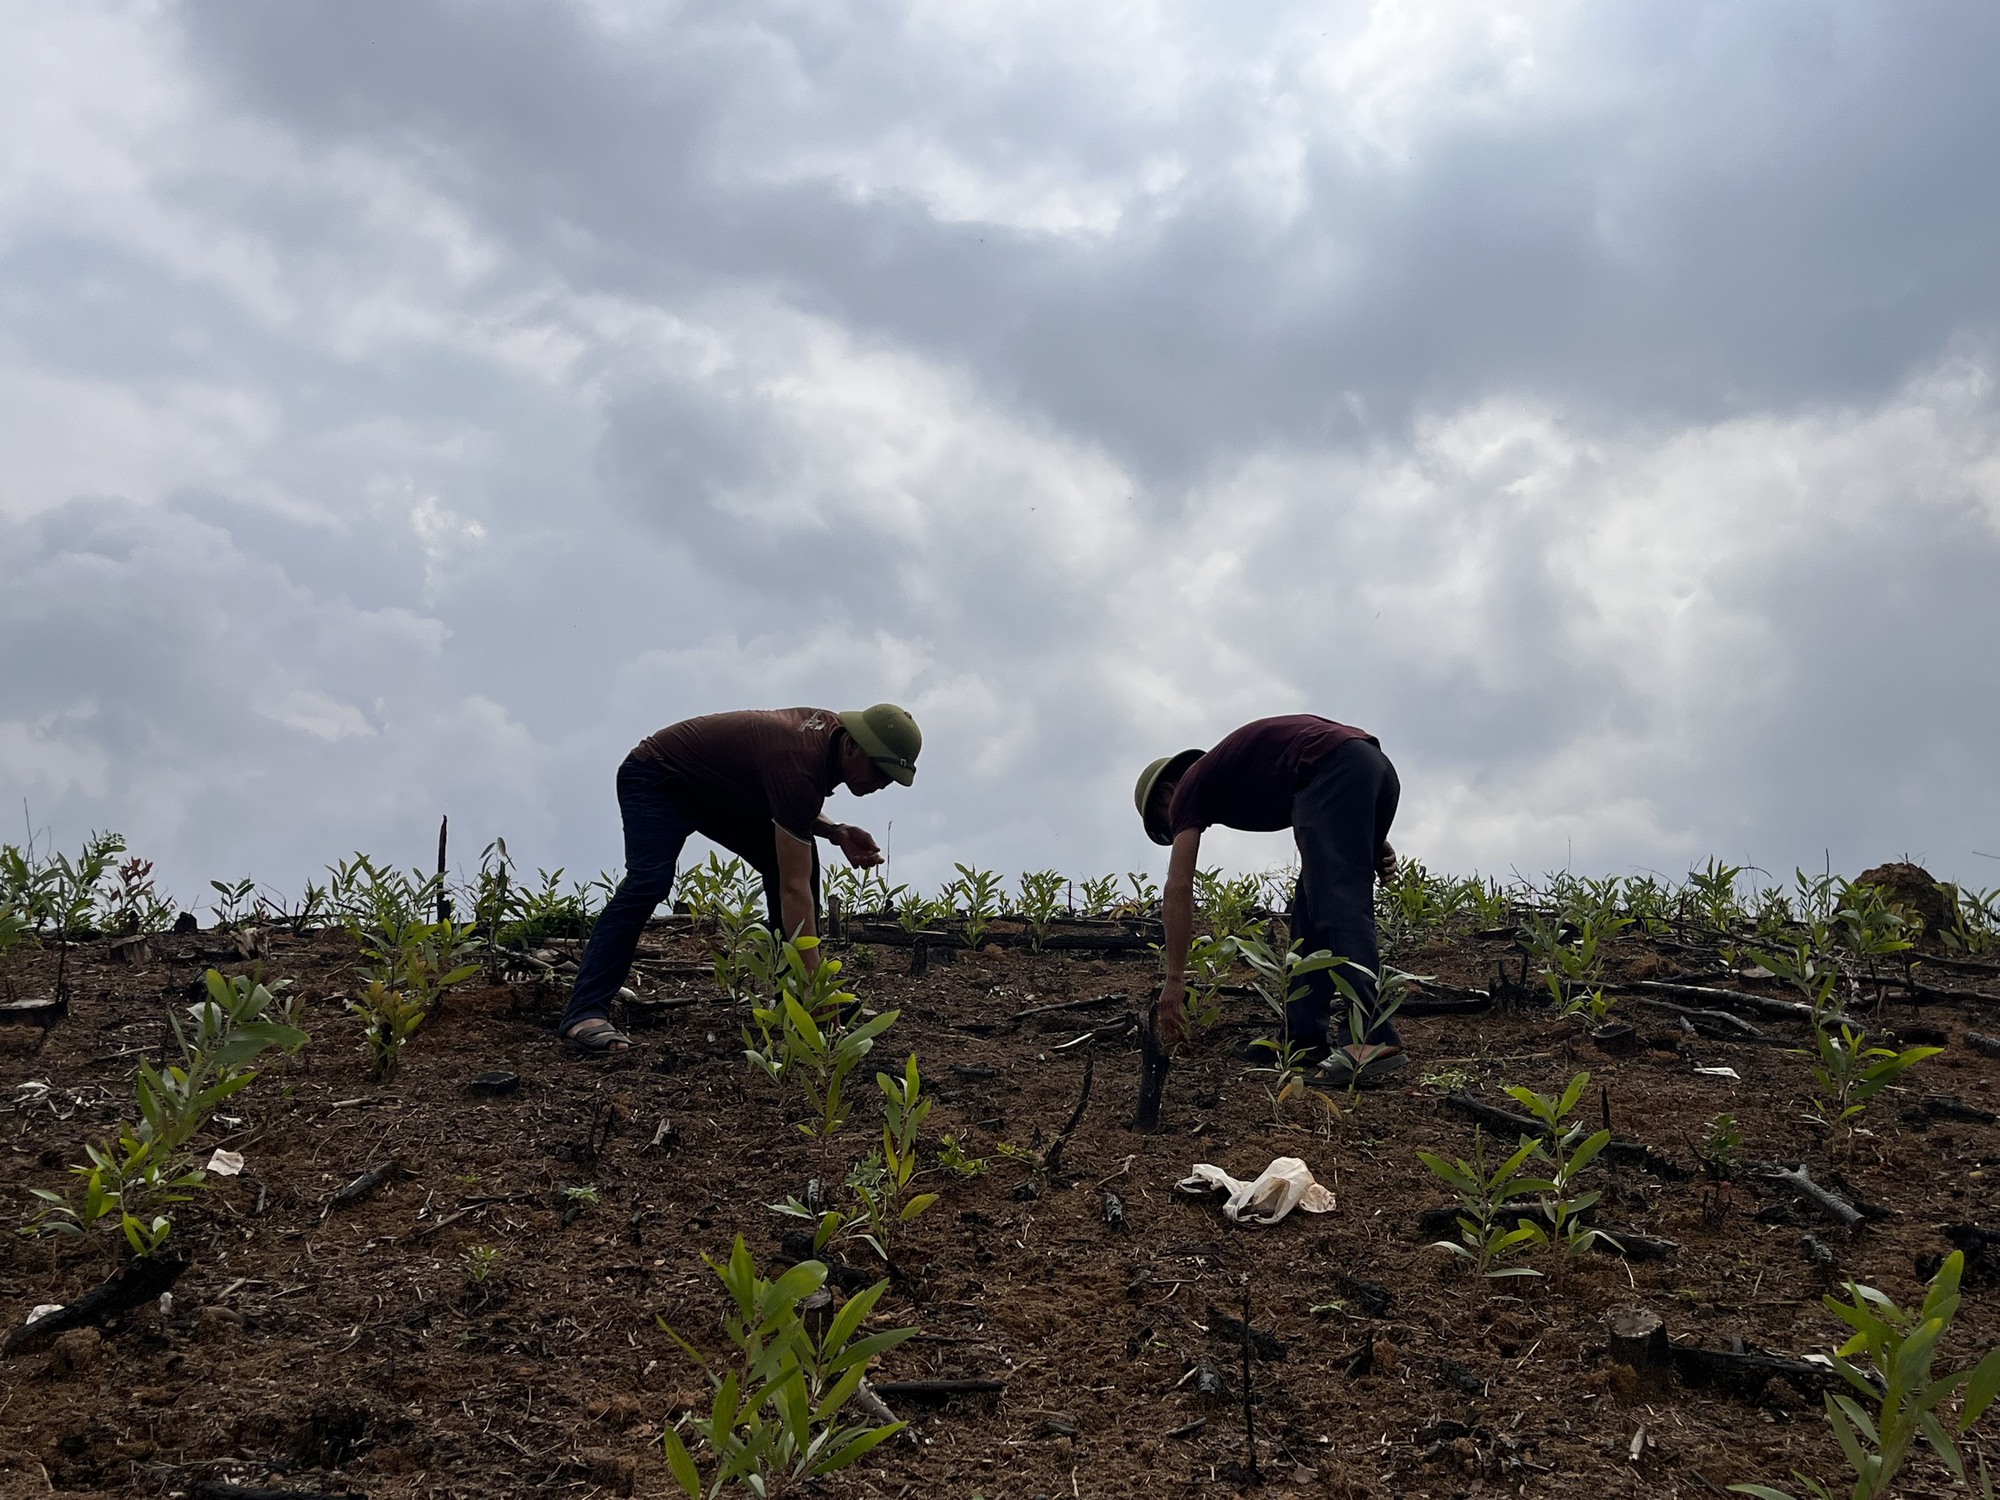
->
<box><xmin>50</xmin><ymin>1328</ymin><xmax>102</xmax><ymax>1374</ymax></box>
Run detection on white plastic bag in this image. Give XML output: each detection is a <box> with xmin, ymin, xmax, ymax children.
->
<box><xmin>1177</xmin><ymin>1157</ymin><xmax>1336</xmax><ymax>1225</ymax></box>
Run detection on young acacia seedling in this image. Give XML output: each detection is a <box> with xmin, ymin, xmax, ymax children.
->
<box><xmin>949</xmin><ymin>864</ymin><xmax>1003</xmax><ymax>949</ymax></box>
<box><xmin>1503</xmin><ymin>1071</ymin><xmax>1618</xmax><ymax>1284</ymax></box>
<box><xmin>1806</xmin><ymin>1022</ymin><xmax>1939</xmax><ymax>1152</ymax></box>
<box><xmin>27</xmin><ymin>969</ymin><xmax>308</xmax><ymax>1256</ymax></box>
<box><xmin>1014</xmin><ymin>870</ymin><xmax>1067</xmax><ymax>952</ymax></box>
<box><xmin>658</xmin><ymin>1237</ymin><xmax>915</xmax><ymax>1500</ymax></box>
<box><xmin>1077</xmin><ymin>875</ymin><xmax>1122</xmax><ymax>918</ymax></box>
<box><xmin>1731</xmin><ymin>1251</ymin><xmax>2000</xmax><ymax>1500</ymax></box>
<box><xmin>1418</xmin><ymin>1128</ymin><xmax>1544</xmax><ymax>1279</ymax></box>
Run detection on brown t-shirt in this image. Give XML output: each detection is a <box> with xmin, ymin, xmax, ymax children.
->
<box><xmin>634</xmin><ymin>708</ymin><xmax>843</xmax><ymax>841</ymax></box>
<box><xmin>1168</xmin><ymin>715</ymin><xmax>1376</xmax><ymax>835</ymax></box>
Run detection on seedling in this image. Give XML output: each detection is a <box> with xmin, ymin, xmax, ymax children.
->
<box><xmin>26</xmin><ymin>969</ymin><xmax>308</xmax><ymax>1255</ymax></box>
<box><xmin>937</xmin><ymin>1133</ymin><xmax>987</xmax><ymax>1179</ymax></box>
<box><xmin>1077</xmin><ymin>875</ymin><xmax>1122</xmax><ymax>918</ymax></box>
<box><xmin>1417</xmin><ymin>1128</ymin><xmax>1544</xmax><ymax>1278</ymax></box>
<box><xmin>744</xmin><ymin>938</ymin><xmax>900</xmax><ymax>1148</ymax></box>
<box><xmin>1123</xmin><ymin>871</ymin><xmax>1161</xmax><ymax>914</ymax></box>
<box><xmin>207</xmin><ymin>877</ymin><xmax>260</xmax><ymax>930</ymax></box>
<box><xmin>105</xmin><ymin>856</ymin><xmax>177</xmax><ymax>935</ymax></box>
<box><xmin>463</xmin><ymin>1244</ymin><xmax>502</xmax><ymax>1285</ymax></box>
<box><xmin>1525</xmin><ymin>910</ymin><xmax>1630</xmax><ymax>1022</ymax></box>
<box><xmin>1686</xmin><ymin>858</ymin><xmax>1748</xmax><ymax>937</ymax></box>
<box><xmin>1181</xmin><ymin>935</ymin><xmax>1236</xmax><ymax>1036</ymax></box>
<box><xmin>1377</xmin><ymin>860</ymin><xmax>1493</xmax><ymax>943</ymax></box>
<box><xmin>1701</xmin><ymin>1113</ymin><xmax>1741</xmax><ymax>1178</ymax></box>
<box><xmin>1806</xmin><ymin>1022</ymin><xmax>1939</xmax><ymax>1150</ymax></box>
<box><xmin>824</xmin><ymin>865</ymin><xmax>891</xmax><ymax>918</ymax></box>
<box><xmin>843</xmin><ymin>1057</ymin><xmax>939</xmax><ymax>1264</ymax></box>
<box><xmin>348</xmin><ymin>980</ymin><xmax>427</xmax><ymax>1080</ymax></box>
<box><xmin>1232</xmin><ymin>934</ymin><xmax>1350</xmax><ymax>1116</ymax></box>
<box><xmin>677</xmin><ymin>853</ymin><xmax>757</xmax><ymax>928</ymax></box>
<box><xmin>949</xmin><ymin>864</ymin><xmax>1003</xmax><ymax>948</ymax></box>
<box><xmin>1750</xmin><ymin>938</ymin><xmax>1844</xmax><ymax>1020</ymax></box>
<box><xmin>1014</xmin><ymin>869</ymin><xmax>1067</xmax><ymax>951</ymax></box>
<box><xmin>658</xmin><ymin>1237</ymin><xmax>915</xmax><ymax>1500</ymax></box>
<box><xmin>712</xmin><ymin>893</ymin><xmax>777</xmax><ymax>1002</ymax></box>
<box><xmin>1194</xmin><ymin>869</ymin><xmax>1263</xmax><ymax>943</ymax></box>
<box><xmin>1941</xmin><ymin>884</ymin><xmax>2000</xmax><ymax>956</ymax></box>
<box><xmin>1834</xmin><ymin>882</ymin><xmax>1918</xmax><ymax>1011</ymax></box>
<box><xmin>1503</xmin><ymin>1071</ymin><xmax>1618</xmax><ymax>1283</ymax></box>
<box><xmin>1731</xmin><ymin>1251</ymin><xmax>2000</xmax><ymax>1500</ymax></box>
<box><xmin>1337</xmin><ymin>965</ymin><xmax>1421</xmax><ymax>1093</ymax></box>
<box><xmin>346</xmin><ymin>912</ymin><xmax>480</xmax><ymax>1078</ymax></box>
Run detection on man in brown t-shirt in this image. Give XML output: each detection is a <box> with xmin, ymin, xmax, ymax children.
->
<box><xmin>561</xmin><ymin>704</ymin><xmax>922</xmax><ymax>1053</ymax></box>
<box><xmin>1135</xmin><ymin>715</ymin><xmax>1402</xmax><ymax>1082</ymax></box>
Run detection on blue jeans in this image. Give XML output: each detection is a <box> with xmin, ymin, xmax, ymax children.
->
<box><xmin>560</xmin><ymin>756</ymin><xmax>822</xmax><ymax>1033</ymax></box>
<box><xmin>1285</xmin><ymin>738</ymin><xmax>1401</xmax><ymax>1049</ymax></box>
<box><xmin>561</xmin><ymin>757</ymin><xmax>701</xmax><ymax>1032</ymax></box>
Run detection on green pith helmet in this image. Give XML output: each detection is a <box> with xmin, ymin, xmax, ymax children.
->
<box><xmin>1134</xmin><ymin>748</ymin><xmax>1204</xmax><ymax>845</ymax></box>
<box><xmin>839</xmin><ymin>704</ymin><xmax>922</xmax><ymax>786</ymax></box>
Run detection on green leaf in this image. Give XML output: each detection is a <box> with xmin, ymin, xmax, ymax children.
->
<box><xmin>1919</xmin><ymin>1409</ymin><xmax>1966</xmax><ymax>1481</ymax></box>
<box><xmin>1827</xmin><ymin>1394</ymin><xmax>1873</xmax><ymax>1470</ymax></box>
<box><xmin>1960</xmin><ymin>1345</ymin><xmax>2000</xmax><ymax>1429</ymax></box>
<box><xmin>808</xmin><ymin>1420</ymin><xmax>907</xmax><ymax>1477</ymax></box>
<box><xmin>1567</xmin><ymin>1129</ymin><xmax>1613</xmax><ymax>1176</ymax></box>
<box><xmin>824</xmin><ymin>1280</ymin><xmax>887</xmax><ymax>1355</ymax></box>
<box><xmin>1558</xmin><ymin>1071</ymin><xmax>1591</xmax><ymax>1117</ymax></box>
<box><xmin>662</xmin><ymin>1429</ymin><xmax>703</xmax><ymax>1499</ymax></box>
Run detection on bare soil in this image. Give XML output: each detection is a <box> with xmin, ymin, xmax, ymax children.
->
<box><xmin>5</xmin><ymin>919</ymin><xmax>2000</xmax><ymax>1499</ymax></box>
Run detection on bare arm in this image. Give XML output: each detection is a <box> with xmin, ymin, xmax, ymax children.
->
<box><xmin>813</xmin><ymin>815</ymin><xmax>883</xmax><ymax>869</ymax></box>
<box><xmin>774</xmin><ymin>826</ymin><xmax>819</xmax><ymax>961</ymax></box>
<box><xmin>1154</xmin><ymin>828</ymin><xmax>1202</xmax><ymax>1046</ymax></box>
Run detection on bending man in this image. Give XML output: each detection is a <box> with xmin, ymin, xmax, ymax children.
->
<box><xmin>1135</xmin><ymin>714</ymin><xmax>1401</xmax><ymax>1085</ymax></box>
<box><xmin>561</xmin><ymin>704</ymin><xmax>921</xmax><ymax>1055</ymax></box>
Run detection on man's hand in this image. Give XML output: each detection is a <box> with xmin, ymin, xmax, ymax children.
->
<box><xmin>831</xmin><ymin>824</ymin><xmax>884</xmax><ymax>869</ymax></box>
<box><xmin>1154</xmin><ymin>977</ymin><xmax>1189</xmax><ymax>1051</ymax></box>
<box><xmin>1377</xmin><ymin>841</ymin><xmax>1399</xmax><ymax>886</ymax></box>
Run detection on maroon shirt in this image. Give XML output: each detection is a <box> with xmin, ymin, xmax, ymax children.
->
<box><xmin>634</xmin><ymin>708</ymin><xmax>843</xmax><ymax>840</ymax></box>
<box><xmin>1168</xmin><ymin>715</ymin><xmax>1377</xmax><ymax>835</ymax></box>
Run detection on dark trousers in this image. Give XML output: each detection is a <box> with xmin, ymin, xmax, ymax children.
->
<box><xmin>559</xmin><ymin>755</ymin><xmax>818</xmax><ymax>1032</ymax></box>
<box><xmin>1285</xmin><ymin>738</ymin><xmax>1401</xmax><ymax>1048</ymax></box>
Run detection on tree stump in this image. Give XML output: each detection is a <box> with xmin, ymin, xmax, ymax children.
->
<box><xmin>1607</xmin><ymin>1308</ymin><xmax>1671</xmax><ymax>1385</ymax></box>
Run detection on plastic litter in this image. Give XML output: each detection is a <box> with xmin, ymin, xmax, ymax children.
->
<box><xmin>206</xmin><ymin>1149</ymin><xmax>246</xmax><ymax>1177</ymax></box>
<box><xmin>1176</xmin><ymin>1157</ymin><xmax>1336</xmax><ymax>1225</ymax></box>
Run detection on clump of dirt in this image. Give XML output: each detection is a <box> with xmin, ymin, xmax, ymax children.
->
<box><xmin>1854</xmin><ymin>860</ymin><xmax>1953</xmax><ymax>937</ymax></box>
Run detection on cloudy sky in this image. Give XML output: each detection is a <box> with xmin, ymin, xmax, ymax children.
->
<box><xmin>4</xmin><ymin>0</ymin><xmax>1998</xmax><ymax>911</ymax></box>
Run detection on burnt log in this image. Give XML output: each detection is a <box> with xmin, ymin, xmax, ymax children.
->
<box><xmin>868</xmin><ymin>1378</ymin><xmax>1006</xmax><ymax>1401</ymax></box>
<box><xmin>5</xmin><ymin>1252</ymin><xmax>188</xmax><ymax>1355</ymax></box>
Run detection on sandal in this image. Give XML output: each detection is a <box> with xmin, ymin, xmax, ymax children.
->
<box><xmin>563</xmin><ymin>1018</ymin><xmax>634</xmax><ymax>1056</ymax></box>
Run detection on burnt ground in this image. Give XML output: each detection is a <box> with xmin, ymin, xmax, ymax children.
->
<box><xmin>5</xmin><ymin>917</ymin><xmax>2000</xmax><ymax>1500</ymax></box>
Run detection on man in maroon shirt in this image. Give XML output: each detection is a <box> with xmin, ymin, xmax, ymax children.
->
<box><xmin>561</xmin><ymin>704</ymin><xmax>922</xmax><ymax>1054</ymax></box>
<box><xmin>1135</xmin><ymin>716</ymin><xmax>1402</xmax><ymax>1082</ymax></box>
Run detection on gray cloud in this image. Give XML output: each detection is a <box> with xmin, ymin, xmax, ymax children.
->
<box><xmin>1</xmin><ymin>0</ymin><xmax>1997</xmax><ymax>912</ymax></box>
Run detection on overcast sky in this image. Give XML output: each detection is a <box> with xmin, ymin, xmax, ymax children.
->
<box><xmin>4</xmin><ymin>0</ymin><xmax>1998</xmax><ymax>911</ymax></box>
